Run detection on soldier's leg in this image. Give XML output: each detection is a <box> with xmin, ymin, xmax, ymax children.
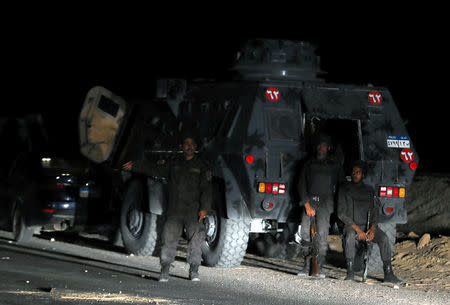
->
<box><xmin>297</xmin><ymin>210</ymin><xmax>311</xmax><ymax>276</ymax></box>
<box><xmin>184</xmin><ymin>217</ymin><xmax>206</xmax><ymax>266</ymax></box>
<box><xmin>373</xmin><ymin>227</ymin><xmax>402</xmax><ymax>283</ymax></box>
<box><xmin>316</xmin><ymin>209</ymin><xmax>332</xmax><ymax>258</ymax></box>
<box><xmin>158</xmin><ymin>216</ymin><xmax>183</xmax><ymax>282</ymax></box>
<box><xmin>342</xmin><ymin>226</ymin><xmax>358</xmax><ymax>281</ymax></box>
<box><xmin>372</xmin><ymin>227</ymin><xmax>391</xmax><ymax>262</ymax></box>
<box><xmin>315</xmin><ymin>208</ymin><xmax>332</xmax><ymax>278</ymax></box>
<box><xmin>160</xmin><ymin>216</ymin><xmax>184</xmax><ymax>265</ymax></box>
<box><xmin>184</xmin><ymin>217</ymin><xmax>206</xmax><ymax>281</ymax></box>
<box><xmin>343</xmin><ymin>226</ymin><xmax>358</xmax><ymax>260</ymax></box>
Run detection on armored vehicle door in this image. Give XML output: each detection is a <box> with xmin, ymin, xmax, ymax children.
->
<box><xmin>79</xmin><ymin>86</ymin><xmax>127</xmax><ymax>163</ymax></box>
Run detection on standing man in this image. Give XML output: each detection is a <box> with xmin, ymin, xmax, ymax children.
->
<box><xmin>122</xmin><ymin>133</ymin><xmax>212</xmax><ymax>282</ymax></box>
<box><xmin>337</xmin><ymin>160</ymin><xmax>402</xmax><ymax>283</ymax></box>
<box><xmin>297</xmin><ymin>134</ymin><xmax>345</xmax><ymax>278</ymax></box>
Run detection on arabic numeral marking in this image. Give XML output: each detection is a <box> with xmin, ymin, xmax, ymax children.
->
<box><xmin>401</xmin><ymin>151</ymin><xmax>413</xmax><ymax>161</ymax></box>
<box><xmin>375</xmin><ymin>94</ymin><xmax>381</xmax><ymax>103</ymax></box>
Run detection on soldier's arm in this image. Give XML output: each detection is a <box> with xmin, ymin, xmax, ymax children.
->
<box><xmin>338</xmin><ymin>189</ymin><xmax>366</xmax><ymax>240</ymax></box>
<box><xmin>337</xmin><ymin>185</ymin><xmax>356</xmax><ymax>227</ymax></box>
<box><xmin>297</xmin><ymin>162</ymin><xmax>310</xmax><ymax>206</ymax></box>
<box><xmin>122</xmin><ymin>160</ymin><xmax>169</xmax><ymax>177</ymax></box>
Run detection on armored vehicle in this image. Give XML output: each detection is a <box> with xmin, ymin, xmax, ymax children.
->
<box><xmin>79</xmin><ymin>39</ymin><xmax>418</xmax><ymax>269</ymax></box>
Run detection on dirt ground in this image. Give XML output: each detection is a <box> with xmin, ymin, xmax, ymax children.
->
<box><xmin>321</xmin><ymin>234</ymin><xmax>450</xmax><ymax>293</ymax></box>
<box><xmin>244</xmin><ymin>173</ymin><xmax>450</xmax><ymax>294</ymax></box>
<box><xmin>397</xmin><ymin>173</ymin><xmax>450</xmax><ymax>235</ymax></box>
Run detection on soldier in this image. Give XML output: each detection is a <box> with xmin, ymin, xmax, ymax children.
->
<box><xmin>122</xmin><ymin>133</ymin><xmax>212</xmax><ymax>282</ymax></box>
<box><xmin>337</xmin><ymin>160</ymin><xmax>402</xmax><ymax>283</ymax></box>
<box><xmin>297</xmin><ymin>134</ymin><xmax>345</xmax><ymax>278</ymax></box>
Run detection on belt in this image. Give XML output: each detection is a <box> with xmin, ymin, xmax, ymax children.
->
<box><xmin>311</xmin><ymin>196</ymin><xmax>320</xmax><ymax>202</ymax></box>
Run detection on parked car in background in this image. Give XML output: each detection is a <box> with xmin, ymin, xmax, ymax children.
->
<box><xmin>0</xmin><ymin>114</ymin><xmax>100</xmax><ymax>243</ymax></box>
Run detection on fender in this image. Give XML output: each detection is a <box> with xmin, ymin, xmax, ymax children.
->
<box><xmin>219</xmin><ymin>164</ymin><xmax>251</xmax><ymax>220</ymax></box>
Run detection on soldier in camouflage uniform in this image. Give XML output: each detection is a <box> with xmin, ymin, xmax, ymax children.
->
<box><xmin>122</xmin><ymin>134</ymin><xmax>212</xmax><ymax>282</ymax></box>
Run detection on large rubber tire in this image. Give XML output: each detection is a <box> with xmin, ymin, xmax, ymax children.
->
<box><xmin>201</xmin><ymin>210</ymin><xmax>251</xmax><ymax>267</ymax></box>
<box><xmin>12</xmin><ymin>202</ymin><xmax>34</xmax><ymax>244</ymax></box>
<box><xmin>120</xmin><ymin>179</ymin><xmax>161</xmax><ymax>256</ymax></box>
<box><xmin>354</xmin><ymin>222</ymin><xmax>396</xmax><ymax>273</ymax></box>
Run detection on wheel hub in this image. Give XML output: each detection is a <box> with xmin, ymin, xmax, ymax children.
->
<box><xmin>127</xmin><ymin>207</ymin><xmax>143</xmax><ymax>237</ymax></box>
<box><xmin>204</xmin><ymin>211</ymin><xmax>218</xmax><ymax>243</ymax></box>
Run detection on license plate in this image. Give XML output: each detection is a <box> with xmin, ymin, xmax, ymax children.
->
<box><xmin>79</xmin><ymin>187</ymin><xmax>89</xmax><ymax>198</ymax></box>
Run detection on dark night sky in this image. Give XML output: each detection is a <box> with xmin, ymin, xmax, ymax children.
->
<box><xmin>3</xmin><ymin>6</ymin><xmax>448</xmax><ymax>173</ymax></box>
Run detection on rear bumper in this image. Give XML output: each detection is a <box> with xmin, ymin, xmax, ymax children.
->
<box><xmin>26</xmin><ymin>201</ymin><xmax>78</xmax><ymax>227</ymax></box>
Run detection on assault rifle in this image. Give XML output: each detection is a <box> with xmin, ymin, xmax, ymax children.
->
<box><xmin>305</xmin><ymin>215</ymin><xmax>321</xmax><ymax>276</ymax></box>
<box><xmin>362</xmin><ymin>211</ymin><xmax>373</xmax><ymax>282</ymax></box>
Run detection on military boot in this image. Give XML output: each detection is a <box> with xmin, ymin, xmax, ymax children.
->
<box><xmin>383</xmin><ymin>260</ymin><xmax>403</xmax><ymax>284</ymax></box>
<box><xmin>189</xmin><ymin>264</ymin><xmax>200</xmax><ymax>282</ymax></box>
<box><xmin>297</xmin><ymin>257</ymin><xmax>310</xmax><ymax>276</ymax></box>
<box><xmin>344</xmin><ymin>259</ymin><xmax>354</xmax><ymax>281</ymax></box>
<box><xmin>159</xmin><ymin>263</ymin><xmax>170</xmax><ymax>282</ymax></box>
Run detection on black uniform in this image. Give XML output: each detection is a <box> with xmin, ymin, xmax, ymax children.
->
<box><xmin>298</xmin><ymin>157</ymin><xmax>344</xmax><ymax>257</ymax></box>
<box><xmin>132</xmin><ymin>155</ymin><xmax>212</xmax><ymax>266</ymax></box>
<box><xmin>337</xmin><ymin>181</ymin><xmax>391</xmax><ymax>262</ymax></box>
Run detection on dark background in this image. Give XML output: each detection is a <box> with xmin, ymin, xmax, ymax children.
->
<box><xmin>3</xmin><ymin>6</ymin><xmax>448</xmax><ymax>173</ymax></box>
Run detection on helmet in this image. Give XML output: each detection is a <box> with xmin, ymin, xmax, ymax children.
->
<box><xmin>315</xmin><ymin>133</ymin><xmax>332</xmax><ymax>147</ymax></box>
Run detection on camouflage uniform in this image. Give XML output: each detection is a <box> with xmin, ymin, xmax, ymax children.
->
<box><xmin>132</xmin><ymin>156</ymin><xmax>212</xmax><ymax>266</ymax></box>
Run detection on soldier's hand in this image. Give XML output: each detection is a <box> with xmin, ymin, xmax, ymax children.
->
<box><xmin>198</xmin><ymin>210</ymin><xmax>207</xmax><ymax>222</ymax></box>
<box><xmin>304</xmin><ymin>202</ymin><xmax>316</xmax><ymax>217</ymax></box>
<box><xmin>122</xmin><ymin>161</ymin><xmax>133</xmax><ymax>171</ymax></box>
<box><xmin>352</xmin><ymin>224</ymin><xmax>367</xmax><ymax>241</ymax></box>
<box><xmin>366</xmin><ymin>225</ymin><xmax>376</xmax><ymax>241</ymax></box>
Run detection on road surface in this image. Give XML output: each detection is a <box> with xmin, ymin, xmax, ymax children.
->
<box><xmin>0</xmin><ymin>230</ymin><xmax>448</xmax><ymax>305</ymax></box>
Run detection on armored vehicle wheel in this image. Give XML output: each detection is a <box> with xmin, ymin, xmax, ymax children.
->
<box><xmin>120</xmin><ymin>179</ymin><xmax>160</xmax><ymax>256</ymax></box>
<box><xmin>12</xmin><ymin>199</ymin><xmax>34</xmax><ymax>244</ymax></box>
<box><xmin>201</xmin><ymin>209</ymin><xmax>251</xmax><ymax>267</ymax></box>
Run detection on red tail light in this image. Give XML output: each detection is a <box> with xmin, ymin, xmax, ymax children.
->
<box><xmin>272</xmin><ymin>183</ymin><xmax>279</xmax><ymax>194</ymax></box>
<box><xmin>43</xmin><ymin>209</ymin><xmax>55</xmax><ymax>213</ymax></box>
<box><xmin>245</xmin><ymin>155</ymin><xmax>255</xmax><ymax>164</ymax></box>
<box><xmin>379</xmin><ymin>186</ymin><xmax>406</xmax><ymax>198</ymax></box>
<box><xmin>384</xmin><ymin>207</ymin><xmax>394</xmax><ymax>214</ymax></box>
<box><xmin>393</xmin><ymin>187</ymin><xmax>399</xmax><ymax>197</ymax></box>
<box><xmin>387</xmin><ymin>187</ymin><xmax>393</xmax><ymax>197</ymax></box>
<box><xmin>257</xmin><ymin>182</ymin><xmax>286</xmax><ymax>195</ymax></box>
<box><xmin>262</xmin><ymin>201</ymin><xmax>274</xmax><ymax>211</ymax></box>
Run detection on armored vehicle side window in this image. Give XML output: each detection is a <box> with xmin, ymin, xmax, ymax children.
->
<box><xmin>267</xmin><ymin>109</ymin><xmax>299</xmax><ymax>141</ymax></box>
<box><xmin>98</xmin><ymin>96</ymin><xmax>119</xmax><ymax>118</ymax></box>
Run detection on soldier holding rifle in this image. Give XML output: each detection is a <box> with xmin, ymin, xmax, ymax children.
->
<box><xmin>337</xmin><ymin>160</ymin><xmax>402</xmax><ymax>283</ymax></box>
<box><xmin>297</xmin><ymin>134</ymin><xmax>344</xmax><ymax>278</ymax></box>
